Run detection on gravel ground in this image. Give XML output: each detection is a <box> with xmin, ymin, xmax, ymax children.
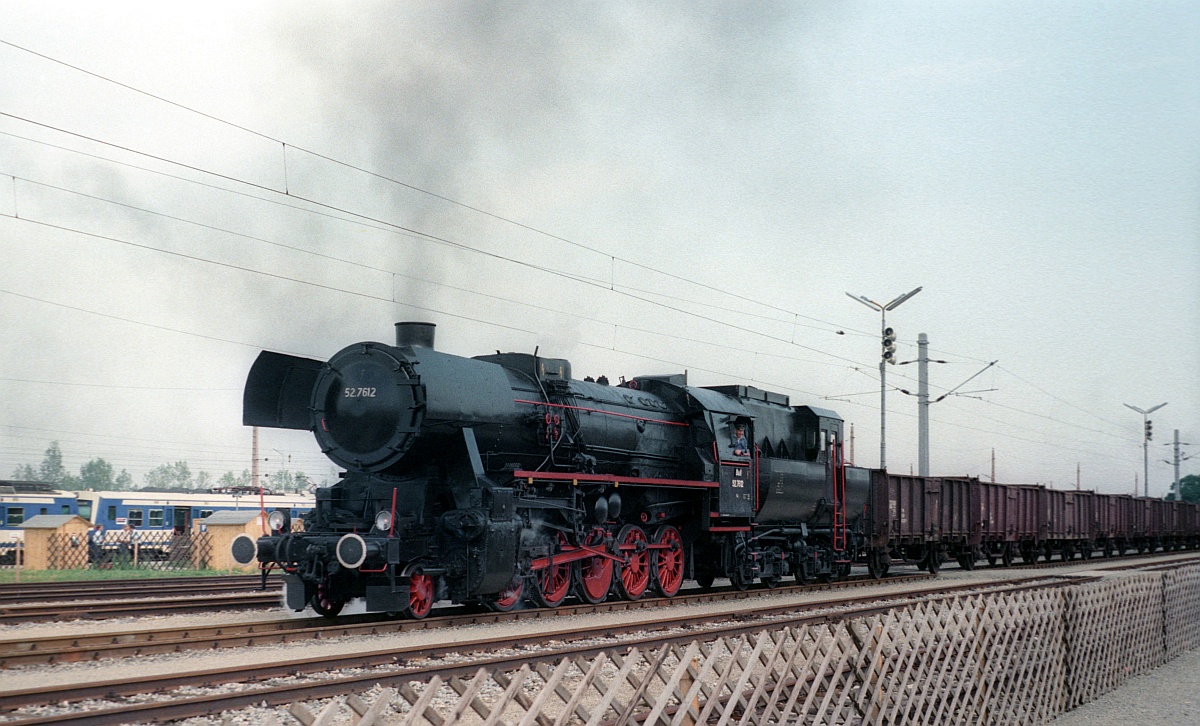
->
<box><xmin>1051</xmin><ymin>648</ymin><xmax>1200</xmax><ymax>724</ymax></box>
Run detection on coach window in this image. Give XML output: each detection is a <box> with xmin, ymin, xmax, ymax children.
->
<box><xmin>62</xmin><ymin>504</ymin><xmax>71</xmax><ymax>514</ymax></box>
<box><xmin>199</xmin><ymin>509</ymin><xmax>214</xmax><ymax>519</ymax></box>
<box><xmin>8</xmin><ymin>507</ymin><xmax>23</xmax><ymax>526</ymax></box>
<box><xmin>128</xmin><ymin>509</ymin><xmax>144</xmax><ymax>527</ymax></box>
<box><xmin>77</xmin><ymin>501</ymin><xmax>92</xmax><ymax>520</ymax></box>
<box><xmin>149</xmin><ymin>509</ymin><xmax>164</xmax><ymax>528</ymax></box>
<box><xmin>107</xmin><ymin>505</ymin><xmax>117</xmax><ymax>522</ymax></box>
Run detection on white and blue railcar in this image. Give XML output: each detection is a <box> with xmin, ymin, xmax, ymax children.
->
<box><xmin>75</xmin><ymin>488</ymin><xmax>314</xmax><ymax>534</ymax></box>
<box><xmin>0</xmin><ymin>481</ymin><xmax>80</xmax><ymax>562</ymax></box>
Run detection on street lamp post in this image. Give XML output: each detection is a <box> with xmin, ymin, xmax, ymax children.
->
<box><xmin>846</xmin><ymin>287</ymin><xmax>922</xmax><ymax>471</ymax></box>
<box><xmin>1124</xmin><ymin>402</ymin><xmax>1167</xmax><ymax>497</ymax></box>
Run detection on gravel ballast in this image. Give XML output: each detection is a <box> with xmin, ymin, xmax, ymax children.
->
<box><xmin>1050</xmin><ymin>647</ymin><xmax>1200</xmax><ymax>724</ymax></box>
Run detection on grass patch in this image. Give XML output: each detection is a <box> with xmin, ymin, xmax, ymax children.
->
<box><xmin>0</xmin><ymin>568</ymin><xmax>252</xmax><ymax>584</ymax></box>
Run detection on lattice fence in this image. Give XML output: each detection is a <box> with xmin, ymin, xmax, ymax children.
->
<box><xmin>283</xmin><ymin>564</ymin><xmax>1200</xmax><ymax>726</ymax></box>
<box><xmin>47</xmin><ymin>530</ymin><xmax>214</xmax><ymax>571</ymax></box>
<box><xmin>1162</xmin><ymin>565</ymin><xmax>1200</xmax><ymax>659</ymax></box>
<box><xmin>1062</xmin><ymin>574</ymin><xmax>1165</xmax><ymax>709</ymax></box>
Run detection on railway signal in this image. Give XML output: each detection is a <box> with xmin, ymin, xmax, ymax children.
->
<box><xmin>846</xmin><ymin>286</ymin><xmax>922</xmax><ymax>470</ymax></box>
<box><xmin>1145</xmin><ymin>420</ymin><xmax>1153</xmax><ymax>441</ymax></box>
<box><xmin>882</xmin><ymin>327</ymin><xmax>897</xmax><ymax>364</ymax></box>
<box><xmin>1124</xmin><ymin>402</ymin><xmax>1168</xmax><ymax>497</ymax></box>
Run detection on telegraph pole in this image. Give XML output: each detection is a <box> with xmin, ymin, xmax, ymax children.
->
<box><xmin>1165</xmin><ymin>429</ymin><xmax>1193</xmax><ymax>500</ymax></box>
<box><xmin>252</xmin><ymin>426</ymin><xmax>260</xmax><ymax>489</ymax></box>
<box><xmin>846</xmin><ymin>287</ymin><xmax>922</xmax><ymax>471</ymax></box>
<box><xmin>917</xmin><ymin>333</ymin><xmax>929</xmax><ymax>476</ymax></box>
<box><xmin>897</xmin><ymin>341</ymin><xmax>992</xmax><ymax>477</ymax></box>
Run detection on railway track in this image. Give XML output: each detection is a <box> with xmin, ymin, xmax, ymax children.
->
<box><xmin>0</xmin><ymin>572</ymin><xmax>1079</xmax><ymax>724</ymax></box>
<box><xmin>0</xmin><ymin>591</ymin><xmax>282</xmax><ymax>624</ymax></box>
<box><xmin>2</xmin><ymin>548</ymin><xmax>1191</xmax><ymax>626</ymax></box>
<box><xmin>0</xmin><ymin>573</ymin><xmax>280</xmax><ymax>605</ymax></box>
<box><xmin>0</xmin><ymin>572</ymin><xmax>932</xmax><ymax>666</ymax></box>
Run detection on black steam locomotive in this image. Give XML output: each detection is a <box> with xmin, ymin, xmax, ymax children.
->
<box><xmin>233</xmin><ymin>322</ymin><xmax>868</xmax><ymax>617</ymax></box>
<box><xmin>233</xmin><ymin>323</ymin><xmax>1200</xmax><ymax>618</ymax></box>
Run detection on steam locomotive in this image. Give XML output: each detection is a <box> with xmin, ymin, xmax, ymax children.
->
<box><xmin>232</xmin><ymin>322</ymin><xmax>873</xmax><ymax>617</ymax></box>
<box><xmin>232</xmin><ymin>323</ymin><xmax>1199</xmax><ymax>618</ymax></box>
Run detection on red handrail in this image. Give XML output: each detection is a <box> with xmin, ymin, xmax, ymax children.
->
<box><xmin>832</xmin><ymin>442</ymin><xmax>847</xmax><ymax>554</ymax></box>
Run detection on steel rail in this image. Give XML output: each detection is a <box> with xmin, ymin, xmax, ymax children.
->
<box><xmin>0</xmin><ymin>574</ymin><xmax>281</xmax><ymax>605</ymax></box>
<box><xmin>0</xmin><ymin>591</ymin><xmax>281</xmax><ymax>624</ymax></box>
<box><xmin>0</xmin><ymin>573</ymin><xmax>933</xmax><ymax>665</ymax></box>
<box><xmin>0</xmin><ymin>575</ymin><xmax>1084</xmax><ymax>723</ymax></box>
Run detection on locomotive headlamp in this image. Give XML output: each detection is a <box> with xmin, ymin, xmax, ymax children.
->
<box><xmin>374</xmin><ymin>510</ymin><xmax>393</xmax><ymax>532</ymax></box>
<box><xmin>267</xmin><ymin>509</ymin><xmax>290</xmax><ymax>532</ymax></box>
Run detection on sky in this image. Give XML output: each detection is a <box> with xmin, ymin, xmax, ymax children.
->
<box><xmin>0</xmin><ymin>1</ymin><xmax>1196</xmax><ymax>496</ymax></box>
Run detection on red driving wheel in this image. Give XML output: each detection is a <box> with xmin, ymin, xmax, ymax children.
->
<box><xmin>651</xmin><ymin>525</ymin><xmax>684</xmax><ymax>597</ymax></box>
<box><xmin>487</xmin><ymin>573</ymin><xmax>525</xmax><ymax>612</ymax></box>
<box><xmin>614</xmin><ymin>525</ymin><xmax>650</xmax><ymax>600</ymax></box>
<box><xmin>532</xmin><ymin>530</ymin><xmax>572</xmax><ymax>608</ymax></box>
<box><xmin>406</xmin><ymin>570</ymin><xmax>434</xmax><ymax>619</ymax></box>
<box><xmin>576</xmin><ymin>528</ymin><xmax>613</xmax><ymax>604</ymax></box>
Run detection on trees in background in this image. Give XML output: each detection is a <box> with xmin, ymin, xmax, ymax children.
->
<box><xmin>10</xmin><ymin>441</ymin><xmax>313</xmax><ymax>492</ymax></box>
<box><xmin>10</xmin><ymin>442</ymin><xmax>129</xmax><ymax>491</ymax></box>
<box><xmin>1177</xmin><ymin>474</ymin><xmax>1200</xmax><ymax>503</ymax></box>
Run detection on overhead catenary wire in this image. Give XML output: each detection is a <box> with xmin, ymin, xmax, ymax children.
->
<box><xmin>0</xmin><ymin>165</ymin><xmax>887</xmax><ymax>373</ymax></box>
<box><xmin>0</xmin><ymin>37</ymin><xmax>870</xmax><ymax>334</ymax></box>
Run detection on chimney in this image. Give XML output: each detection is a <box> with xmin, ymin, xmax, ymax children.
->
<box><xmin>395</xmin><ymin>322</ymin><xmax>436</xmax><ymax>350</ymax></box>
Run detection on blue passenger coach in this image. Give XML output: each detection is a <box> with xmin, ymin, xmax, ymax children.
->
<box><xmin>0</xmin><ymin>481</ymin><xmax>79</xmax><ymax>561</ymax></box>
<box><xmin>75</xmin><ymin>489</ymin><xmax>314</xmax><ymax>535</ymax></box>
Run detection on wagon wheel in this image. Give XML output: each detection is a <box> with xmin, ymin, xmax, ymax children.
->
<box><xmin>530</xmin><ymin>530</ymin><xmax>572</xmax><ymax>608</ymax></box>
<box><xmin>650</xmin><ymin>525</ymin><xmax>684</xmax><ymax>597</ymax></box>
<box><xmin>924</xmin><ymin>550</ymin><xmax>941</xmax><ymax>575</ymax></box>
<box><xmin>1081</xmin><ymin>543</ymin><xmax>1093</xmax><ymax>560</ymax></box>
<box><xmin>613</xmin><ymin>525</ymin><xmax>650</xmax><ymax>600</ymax></box>
<box><xmin>867</xmin><ymin>551</ymin><xmax>889</xmax><ymax>580</ymax></box>
<box><xmin>404</xmin><ymin>569</ymin><xmax>435</xmax><ymax>620</ymax></box>
<box><xmin>695</xmin><ymin>572</ymin><xmax>716</xmax><ymax>589</ymax></box>
<box><xmin>485</xmin><ymin>572</ymin><xmax>526</xmax><ymax>612</ymax></box>
<box><xmin>729</xmin><ymin>568</ymin><xmax>751</xmax><ymax>591</ymax></box>
<box><xmin>575</xmin><ymin>528</ymin><xmax>613</xmax><ymax>604</ymax></box>
<box><xmin>958</xmin><ymin>553</ymin><xmax>976</xmax><ymax>571</ymax></box>
<box><xmin>986</xmin><ymin>554</ymin><xmax>998</xmax><ymax>567</ymax></box>
<box><xmin>1001</xmin><ymin>545</ymin><xmax>1015</xmax><ymax>568</ymax></box>
<box><xmin>311</xmin><ymin>581</ymin><xmax>345</xmax><ymax>618</ymax></box>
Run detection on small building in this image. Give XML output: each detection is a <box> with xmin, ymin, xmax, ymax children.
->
<box><xmin>20</xmin><ymin>514</ymin><xmax>92</xmax><ymax>570</ymax></box>
<box><xmin>193</xmin><ymin>510</ymin><xmax>266</xmax><ymax>571</ymax></box>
